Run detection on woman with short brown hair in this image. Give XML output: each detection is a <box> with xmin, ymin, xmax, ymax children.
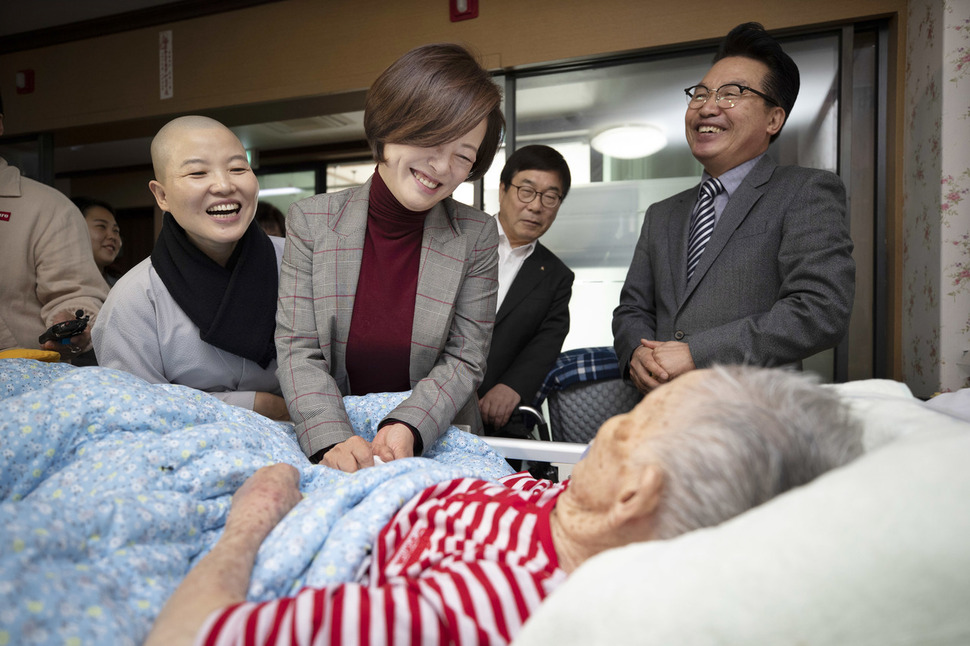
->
<box><xmin>276</xmin><ymin>43</ymin><xmax>505</xmax><ymax>472</ymax></box>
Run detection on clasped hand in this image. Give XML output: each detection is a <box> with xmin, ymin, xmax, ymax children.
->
<box><xmin>629</xmin><ymin>339</ymin><xmax>696</xmax><ymax>393</ymax></box>
<box><xmin>320</xmin><ymin>423</ymin><xmax>415</xmax><ymax>473</ymax></box>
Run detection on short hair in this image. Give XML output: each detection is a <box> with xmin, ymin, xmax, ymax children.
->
<box><xmin>255</xmin><ymin>201</ymin><xmax>286</xmax><ymax>235</ymax></box>
<box><xmin>364</xmin><ymin>43</ymin><xmax>505</xmax><ymax>183</ymax></box>
<box><xmin>714</xmin><ymin>22</ymin><xmax>800</xmax><ymax>143</ymax></box>
<box><xmin>645</xmin><ymin>365</ymin><xmax>863</xmax><ymax>540</ymax></box>
<box><xmin>72</xmin><ymin>196</ymin><xmax>116</xmax><ymax>219</ymax></box>
<box><xmin>499</xmin><ymin>145</ymin><xmax>572</xmax><ymax>200</ymax></box>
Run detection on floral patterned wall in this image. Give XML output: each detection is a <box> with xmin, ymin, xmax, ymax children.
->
<box><xmin>903</xmin><ymin>0</ymin><xmax>970</xmax><ymax>396</ymax></box>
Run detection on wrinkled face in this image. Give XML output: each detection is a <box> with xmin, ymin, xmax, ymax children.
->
<box><xmin>83</xmin><ymin>205</ymin><xmax>122</xmax><ymax>269</ymax></box>
<box><xmin>685</xmin><ymin>56</ymin><xmax>785</xmax><ymax>177</ymax></box>
<box><xmin>149</xmin><ymin>126</ymin><xmax>258</xmax><ymax>265</ymax></box>
<box><xmin>568</xmin><ymin>370</ymin><xmax>709</xmax><ymax>510</ymax></box>
<box><xmin>378</xmin><ymin>118</ymin><xmax>487</xmax><ymax>212</ymax></box>
<box><xmin>497</xmin><ymin>169</ymin><xmax>564</xmax><ymax>248</ymax></box>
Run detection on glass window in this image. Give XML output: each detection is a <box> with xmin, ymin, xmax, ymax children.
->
<box><xmin>256</xmin><ymin>169</ymin><xmax>315</xmax><ymax>214</ymax></box>
<box><xmin>327</xmin><ymin>161</ymin><xmax>374</xmax><ymax>191</ymax></box>
<box><xmin>488</xmin><ymin>33</ymin><xmax>842</xmax><ymax>357</ymax></box>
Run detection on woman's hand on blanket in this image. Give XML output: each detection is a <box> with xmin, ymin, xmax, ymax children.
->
<box><xmin>320</xmin><ymin>436</ymin><xmax>379</xmax><ymax>473</ymax></box>
<box><xmin>226</xmin><ymin>464</ymin><xmax>303</xmax><ymax>547</ymax></box>
<box><xmin>254</xmin><ymin>392</ymin><xmax>291</xmax><ymax>421</ymax></box>
<box><xmin>372</xmin><ymin>423</ymin><xmax>415</xmax><ymax>464</ymax></box>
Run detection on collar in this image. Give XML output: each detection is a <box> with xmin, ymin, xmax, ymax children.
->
<box><xmin>701</xmin><ymin>153</ymin><xmax>764</xmax><ymax>199</ymax></box>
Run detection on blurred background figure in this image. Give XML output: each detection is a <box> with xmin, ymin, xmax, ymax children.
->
<box><xmin>0</xmin><ymin>89</ymin><xmax>107</xmax><ymax>361</ymax></box>
<box><xmin>255</xmin><ymin>201</ymin><xmax>286</xmax><ymax>237</ymax></box>
<box><xmin>73</xmin><ymin>196</ymin><xmax>123</xmax><ymax>286</ymax></box>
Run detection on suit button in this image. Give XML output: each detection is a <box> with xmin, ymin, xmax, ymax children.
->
<box><xmin>674</xmin><ymin>330</ymin><xmax>685</xmax><ymax>340</ymax></box>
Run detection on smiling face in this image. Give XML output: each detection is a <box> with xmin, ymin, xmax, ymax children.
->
<box><xmin>377</xmin><ymin>118</ymin><xmax>488</xmax><ymax>212</ymax></box>
<box><xmin>83</xmin><ymin>205</ymin><xmax>122</xmax><ymax>270</ymax></box>
<box><xmin>497</xmin><ymin>169</ymin><xmax>564</xmax><ymax>248</ymax></box>
<box><xmin>149</xmin><ymin>121</ymin><xmax>258</xmax><ymax>266</ymax></box>
<box><xmin>685</xmin><ymin>56</ymin><xmax>786</xmax><ymax>177</ymax></box>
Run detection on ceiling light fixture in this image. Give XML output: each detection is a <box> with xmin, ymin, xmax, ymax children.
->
<box><xmin>590</xmin><ymin>124</ymin><xmax>667</xmax><ymax>159</ymax></box>
<box><xmin>258</xmin><ymin>187</ymin><xmax>304</xmax><ymax>197</ymax></box>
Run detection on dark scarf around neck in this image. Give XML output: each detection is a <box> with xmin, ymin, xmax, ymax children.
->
<box><xmin>151</xmin><ymin>212</ymin><xmax>278</xmax><ymax>368</ymax></box>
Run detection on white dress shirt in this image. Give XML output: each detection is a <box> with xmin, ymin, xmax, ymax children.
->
<box><xmin>494</xmin><ymin>214</ymin><xmax>537</xmax><ymax>311</ymax></box>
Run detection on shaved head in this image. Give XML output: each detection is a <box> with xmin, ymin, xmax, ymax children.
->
<box><xmin>147</xmin><ymin>115</ymin><xmax>258</xmax><ymax>266</ymax></box>
<box><xmin>151</xmin><ymin>115</ymin><xmax>237</xmax><ymax>182</ymax></box>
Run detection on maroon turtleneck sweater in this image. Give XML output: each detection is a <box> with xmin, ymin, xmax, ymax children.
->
<box><xmin>345</xmin><ymin>169</ymin><xmax>429</xmax><ymax>396</ymax></box>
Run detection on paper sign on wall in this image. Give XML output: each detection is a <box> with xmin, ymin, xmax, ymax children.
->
<box><xmin>159</xmin><ymin>30</ymin><xmax>173</xmax><ymax>100</ymax></box>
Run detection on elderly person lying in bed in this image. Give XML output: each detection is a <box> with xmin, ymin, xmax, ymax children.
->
<box><xmin>146</xmin><ymin>365</ymin><xmax>863</xmax><ymax>646</ymax></box>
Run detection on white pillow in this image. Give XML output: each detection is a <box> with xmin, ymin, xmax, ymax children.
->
<box><xmin>827</xmin><ymin>378</ymin><xmax>928</xmax><ymax>450</ymax></box>
<box><xmin>514</xmin><ymin>384</ymin><xmax>970</xmax><ymax>646</ymax></box>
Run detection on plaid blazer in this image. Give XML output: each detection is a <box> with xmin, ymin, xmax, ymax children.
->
<box><xmin>276</xmin><ymin>177</ymin><xmax>498</xmax><ymax>458</ymax></box>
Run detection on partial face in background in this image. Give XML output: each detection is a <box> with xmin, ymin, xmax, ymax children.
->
<box><xmin>83</xmin><ymin>206</ymin><xmax>122</xmax><ymax>270</ymax></box>
<box><xmin>685</xmin><ymin>56</ymin><xmax>785</xmax><ymax>177</ymax></box>
<box><xmin>149</xmin><ymin>122</ymin><xmax>258</xmax><ymax>265</ymax></box>
<box><xmin>497</xmin><ymin>169</ymin><xmax>564</xmax><ymax>248</ymax></box>
<box><xmin>377</xmin><ymin>118</ymin><xmax>488</xmax><ymax>212</ymax></box>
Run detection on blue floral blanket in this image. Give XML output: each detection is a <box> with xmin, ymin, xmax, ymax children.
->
<box><xmin>0</xmin><ymin>359</ymin><xmax>513</xmax><ymax>645</ymax></box>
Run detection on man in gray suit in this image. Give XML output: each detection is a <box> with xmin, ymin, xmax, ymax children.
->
<box><xmin>613</xmin><ymin>22</ymin><xmax>855</xmax><ymax>393</ymax></box>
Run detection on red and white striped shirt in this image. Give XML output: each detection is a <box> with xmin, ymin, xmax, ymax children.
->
<box><xmin>198</xmin><ymin>472</ymin><xmax>568</xmax><ymax>646</ymax></box>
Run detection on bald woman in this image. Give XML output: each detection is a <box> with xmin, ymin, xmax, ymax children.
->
<box><xmin>92</xmin><ymin>116</ymin><xmax>288</xmax><ymax>420</ymax></box>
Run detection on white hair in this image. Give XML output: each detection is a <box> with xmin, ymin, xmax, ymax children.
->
<box><xmin>647</xmin><ymin>365</ymin><xmax>863</xmax><ymax>540</ymax></box>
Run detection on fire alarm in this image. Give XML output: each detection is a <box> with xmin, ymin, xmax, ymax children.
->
<box><xmin>16</xmin><ymin>69</ymin><xmax>35</xmax><ymax>95</ymax></box>
<box><xmin>449</xmin><ymin>0</ymin><xmax>478</xmax><ymax>22</ymax></box>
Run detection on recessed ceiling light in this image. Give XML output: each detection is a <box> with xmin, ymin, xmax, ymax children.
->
<box><xmin>590</xmin><ymin>124</ymin><xmax>667</xmax><ymax>159</ymax></box>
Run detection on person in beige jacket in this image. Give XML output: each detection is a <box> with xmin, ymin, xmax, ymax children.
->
<box><xmin>0</xmin><ymin>92</ymin><xmax>107</xmax><ymax>358</ymax></box>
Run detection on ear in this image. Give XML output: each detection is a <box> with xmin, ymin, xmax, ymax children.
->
<box><xmin>766</xmin><ymin>106</ymin><xmax>786</xmax><ymax>137</ymax></box>
<box><xmin>611</xmin><ymin>464</ymin><xmax>664</xmax><ymax>527</ymax></box>
<box><xmin>148</xmin><ymin>179</ymin><xmax>168</xmax><ymax>212</ymax></box>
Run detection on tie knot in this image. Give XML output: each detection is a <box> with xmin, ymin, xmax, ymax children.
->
<box><xmin>701</xmin><ymin>177</ymin><xmax>724</xmax><ymax>200</ymax></box>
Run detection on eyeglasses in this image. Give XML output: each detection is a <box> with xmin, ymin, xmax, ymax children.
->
<box><xmin>684</xmin><ymin>83</ymin><xmax>780</xmax><ymax>109</ymax></box>
<box><xmin>509</xmin><ymin>183</ymin><xmax>562</xmax><ymax>208</ymax></box>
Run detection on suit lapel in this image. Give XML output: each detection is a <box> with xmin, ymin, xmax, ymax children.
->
<box><xmin>682</xmin><ymin>156</ymin><xmax>776</xmax><ymax>302</ymax></box>
<box><xmin>410</xmin><ymin>199</ymin><xmax>466</xmax><ymax>380</ymax></box>
<box><xmin>668</xmin><ymin>189</ymin><xmax>697</xmax><ymax>303</ymax></box>
<box><xmin>496</xmin><ymin>243</ymin><xmax>550</xmax><ymax>324</ymax></box>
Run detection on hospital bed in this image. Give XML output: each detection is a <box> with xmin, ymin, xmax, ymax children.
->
<box><xmin>3</xmin><ymin>358</ymin><xmax>968</xmax><ymax>645</ymax></box>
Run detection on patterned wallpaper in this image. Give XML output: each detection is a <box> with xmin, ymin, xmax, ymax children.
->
<box><xmin>903</xmin><ymin>0</ymin><xmax>970</xmax><ymax>395</ymax></box>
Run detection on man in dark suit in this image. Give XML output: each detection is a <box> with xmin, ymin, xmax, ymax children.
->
<box><xmin>479</xmin><ymin>145</ymin><xmax>574</xmax><ymax>438</ymax></box>
<box><xmin>613</xmin><ymin>22</ymin><xmax>855</xmax><ymax>394</ymax></box>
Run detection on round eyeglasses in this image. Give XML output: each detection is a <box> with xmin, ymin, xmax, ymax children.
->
<box><xmin>510</xmin><ymin>183</ymin><xmax>562</xmax><ymax>208</ymax></box>
<box><xmin>684</xmin><ymin>83</ymin><xmax>780</xmax><ymax>109</ymax></box>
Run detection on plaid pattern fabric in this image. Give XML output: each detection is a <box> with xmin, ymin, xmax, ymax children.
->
<box><xmin>277</xmin><ymin>178</ymin><xmax>498</xmax><ymax>457</ymax></box>
<box><xmin>534</xmin><ymin>346</ymin><xmax>620</xmax><ymax>405</ymax></box>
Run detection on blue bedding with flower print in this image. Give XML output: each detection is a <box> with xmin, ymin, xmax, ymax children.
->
<box><xmin>0</xmin><ymin>359</ymin><xmax>513</xmax><ymax>645</ymax></box>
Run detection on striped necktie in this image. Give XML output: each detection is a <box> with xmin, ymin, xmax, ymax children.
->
<box><xmin>686</xmin><ymin>177</ymin><xmax>724</xmax><ymax>283</ymax></box>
